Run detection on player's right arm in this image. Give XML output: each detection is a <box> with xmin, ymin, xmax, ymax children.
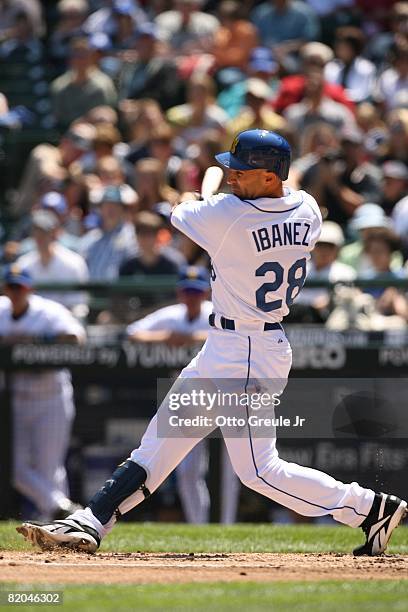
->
<box><xmin>126</xmin><ymin>307</ymin><xmax>207</xmax><ymax>347</ymax></box>
<box><xmin>128</xmin><ymin>329</ymin><xmax>206</xmax><ymax>346</ymax></box>
<box><xmin>127</xmin><ymin>329</ymin><xmax>173</xmax><ymax>343</ymax></box>
<box><xmin>171</xmin><ymin>194</ymin><xmax>229</xmax><ymax>255</ymax></box>
<box><xmin>43</xmin><ymin>300</ymin><xmax>86</xmax><ymax>344</ymax></box>
<box><xmin>126</xmin><ymin>307</ymin><xmax>181</xmax><ymax>345</ymax></box>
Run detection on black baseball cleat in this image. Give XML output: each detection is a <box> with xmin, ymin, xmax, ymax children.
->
<box><xmin>353</xmin><ymin>492</ymin><xmax>407</xmax><ymax>556</ymax></box>
<box><xmin>16</xmin><ymin>519</ymin><xmax>100</xmax><ymax>553</ymax></box>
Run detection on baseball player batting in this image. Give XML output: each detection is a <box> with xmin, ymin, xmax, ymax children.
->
<box><xmin>17</xmin><ymin>129</ymin><xmax>407</xmax><ymax>556</ymax></box>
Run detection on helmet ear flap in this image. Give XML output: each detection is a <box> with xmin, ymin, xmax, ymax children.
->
<box><xmin>274</xmin><ymin>156</ymin><xmax>290</xmax><ymax>181</ymax></box>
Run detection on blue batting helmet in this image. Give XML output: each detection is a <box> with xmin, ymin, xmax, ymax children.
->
<box><xmin>215</xmin><ymin>129</ymin><xmax>291</xmax><ymax>180</ymax></box>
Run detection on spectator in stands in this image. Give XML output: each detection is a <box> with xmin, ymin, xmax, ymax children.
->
<box><xmin>339</xmin><ymin>203</ymin><xmax>403</xmax><ymax>273</ymax></box>
<box><xmin>90</xmin><ymin>155</ymin><xmax>126</xmax><ymax>190</ymax></box>
<box><xmin>128</xmin><ymin>123</ymin><xmax>184</xmax><ymax>190</ymax></box>
<box><xmin>119</xmin><ymin>23</ymin><xmax>183</xmax><ymax>110</ymax></box>
<box><xmin>85</xmin><ymin>104</ymin><xmax>119</xmax><ymax>127</ymax></box>
<box><xmin>295</xmin><ymin>221</ymin><xmax>355</xmax><ymax>322</ymax></box>
<box><xmin>155</xmin><ymin>0</ymin><xmax>220</xmax><ymax>56</ymax></box>
<box><xmin>392</xmin><ymin>194</ymin><xmax>408</xmax><ymax>261</ymax></box>
<box><xmin>302</xmin><ymin>1</ymin><xmax>356</xmax><ymax>48</ymax></box>
<box><xmin>365</xmin><ymin>2</ymin><xmax>408</xmax><ymax>67</ymax></box>
<box><xmin>381</xmin><ymin>108</ymin><xmax>408</xmax><ymax>166</ymax></box>
<box><xmin>134</xmin><ymin>158</ymin><xmax>180</xmax><ymax>211</ymax></box>
<box><xmin>167</xmin><ymin>74</ymin><xmax>227</xmax><ymax>146</ymax></box>
<box><xmin>0</xmin><ymin>0</ymin><xmax>44</xmax><ymax>40</ymax></box>
<box><xmin>127</xmin><ymin>265</ymin><xmax>239</xmax><ymax>523</ymax></box>
<box><xmin>108</xmin><ymin>0</ymin><xmax>140</xmax><ymax>50</ymax></box>
<box><xmin>0</xmin><ymin>265</ymin><xmax>85</xmax><ymax>521</ymax></box>
<box><xmin>304</xmin><ymin>0</ymin><xmax>353</xmax><ymax>17</ymax></box>
<box><xmin>180</xmin><ymin>130</ymin><xmax>224</xmax><ymax>193</ymax></box>
<box><xmin>288</xmin><ymin>122</ymin><xmax>340</xmax><ymax>189</ymax></box>
<box><xmin>355</xmin><ymin>102</ymin><xmax>389</xmax><ymax>162</ymax></box>
<box><xmin>375</xmin><ymin>37</ymin><xmax>408</xmax><ymax>112</ymax></box>
<box><xmin>361</xmin><ymin>231</ymin><xmax>408</xmax><ymax>320</ymax></box>
<box><xmin>211</xmin><ymin>1</ymin><xmax>259</xmax><ymax>74</ymax></box>
<box><xmin>49</xmin><ymin>0</ymin><xmax>90</xmax><ymax>72</ymax></box>
<box><xmin>93</xmin><ymin>122</ymin><xmax>123</xmax><ymax>158</ymax></box>
<box><xmin>324</xmin><ymin>26</ymin><xmax>376</xmax><ymax>104</ymax></box>
<box><xmin>83</xmin><ymin>0</ymin><xmax>147</xmax><ymax>39</ymax></box>
<box><xmin>379</xmin><ymin>161</ymin><xmax>408</xmax><ymax>216</ymax></box>
<box><xmin>217</xmin><ymin>46</ymin><xmax>280</xmax><ymax>120</ymax></box>
<box><xmin>120</xmin><ymin>211</ymin><xmax>180</xmax><ymax>276</ymax></box>
<box><xmin>225</xmin><ymin>78</ymin><xmax>286</xmax><ymax>146</ymax></box>
<box><xmin>273</xmin><ymin>42</ymin><xmax>355</xmax><ymax>116</ymax></box>
<box><xmin>362</xmin><ymin>230</ymin><xmax>406</xmax><ymax>281</ymax></box>
<box><xmin>356</xmin><ymin>0</ymin><xmax>397</xmax><ymax>34</ymax></box>
<box><xmin>283</xmin><ymin>64</ymin><xmax>356</xmax><ymax>134</ymax></box>
<box><xmin>14</xmin><ymin>191</ymin><xmax>81</xmax><ymax>257</ymax></box>
<box><xmin>300</xmin><ymin>128</ymin><xmax>382</xmax><ymax>227</ymax></box>
<box><xmin>120</xmin><ymin>98</ymin><xmax>166</xmax><ymax>162</ymax></box>
<box><xmin>51</xmin><ymin>36</ymin><xmax>117</xmax><ymax>130</ymax></box>
<box><xmin>250</xmin><ymin>0</ymin><xmax>320</xmax><ymax>58</ymax></box>
<box><xmin>14</xmin><ymin>122</ymin><xmax>96</xmax><ymax>218</ymax></box>
<box><xmin>17</xmin><ymin>209</ymin><xmax>89</xmax><ymax>316</ymax></box>
<box><xmin>73</xmin><ymin>122</ymin><xmax>123</xmax><ymax>176</ymax></box>
<box><xmin>81</xmin><ymin>184</ymin><xmax>138</xmax><ymax>280</ymax></box>
<box><xmin>0</xmin><ymin>9</ymin><xmax>52</xmax><ymax>130</ymax></box>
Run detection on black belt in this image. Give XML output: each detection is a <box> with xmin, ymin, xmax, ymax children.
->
<box><xmin>209</xmin><ymin>313</ymin><xmax>283</xmax><ymax>332</ymax></box>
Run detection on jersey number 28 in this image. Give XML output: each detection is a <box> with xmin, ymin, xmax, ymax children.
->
<box><xmin>255</xmin><ymin>258</ymin><xmax>307</xmax><ymax>312</ymax></box>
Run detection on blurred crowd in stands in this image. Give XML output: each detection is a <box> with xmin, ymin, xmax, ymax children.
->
<box><xmin>0</xmin><ymin>0</ymin><xmax>407</xmax><ymax>329</ymax></box>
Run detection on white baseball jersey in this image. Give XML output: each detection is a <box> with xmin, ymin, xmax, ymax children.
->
<box><xmin>0</xmin><ymin>294</ymin><xmax>85</xmax><ymax>397</ymax></box>
<box><xmin>17</xmin><ymin>244</ymin><xmax>89</xmax><ymax>310</ymax></box>
<box><xmin>126</xmin><ymin>301</ymin><xmax>213</xmax><ymax>336</ymax></box>
<box><xmin>171</xmin><ymin>188</ymin><xmax>322</xmax><ymax>322</ymax></box>
<box><xmin>1</xmin><ymin>295</ymin><xmax>85</xmax><ymax>519</ymax></box>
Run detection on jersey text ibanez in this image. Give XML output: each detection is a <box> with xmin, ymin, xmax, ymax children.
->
<box><xmin>171</xmin><ymin>188</ymin><xmax>322</xmax><ymax>322</ymax></box>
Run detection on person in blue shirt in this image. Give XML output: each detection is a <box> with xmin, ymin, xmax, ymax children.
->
<box><xmin>251</xmin><ymin>0</ymin><xmax>320</xmax><ymax>54</ymax></box>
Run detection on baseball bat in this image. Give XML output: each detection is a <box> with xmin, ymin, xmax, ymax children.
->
<box><xmin>200</xmin><ymin>166</ymin><xmax>224</xmax><ymax>199</ymax></box>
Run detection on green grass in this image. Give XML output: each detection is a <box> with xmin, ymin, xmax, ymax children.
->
<box><xmin>1</xmin><ymin>522</ymin><xmax>408</xmax><ymax>611</ymax></box>
<box><xmin>1</xmin><ymin>521</ymin><xmax>408</xmax><ymax>554</ymax></box>
<box><xmin>1</xmin><ymin>582</ymin><xmax>408</xmax><ymax>612</ymax></box>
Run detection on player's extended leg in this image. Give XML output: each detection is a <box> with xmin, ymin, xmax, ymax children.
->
<box><xmin>224</xmin><ymin>433</ymin><xmax>374</xmax><ymax>526</ymax></box>
<box><xmin>224</xmin><ymin>430</ymin><xmax>407</xmax><ymax>555</ymax></box>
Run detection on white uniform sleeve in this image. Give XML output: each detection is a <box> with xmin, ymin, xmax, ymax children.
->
<box><xmin>76</xmin><ymin>255</ymin><xmax>90</xmax><ymax>281</ymax></box>
<box><xmin>303</xmin><ymin>191</ymin><xmax>322</xmax><ymax>250</ymax></box>
<box><xmin>126</xmin><ymin>307</ymin><xmax>178</xmax><ymax>335</ymax></box>
<box><xmin>171</xmin><ymin>194</ymin><xmax>228</xmax><ymax>255</ymax></box>
<box><xmin>45</xmin><ymin>302</ymin><xmax>86</xmax><ymax>340</ymax></box>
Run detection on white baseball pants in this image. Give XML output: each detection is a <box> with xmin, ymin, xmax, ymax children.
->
<box><xmin>76</xmin><ymin>326</ymin><xmax>374</xmax><ymax>538</ymax></box>
<box><xmin>12</xmin><ymin>386</ymin><xmax>75</xmax><ymax>518</ymax></box>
